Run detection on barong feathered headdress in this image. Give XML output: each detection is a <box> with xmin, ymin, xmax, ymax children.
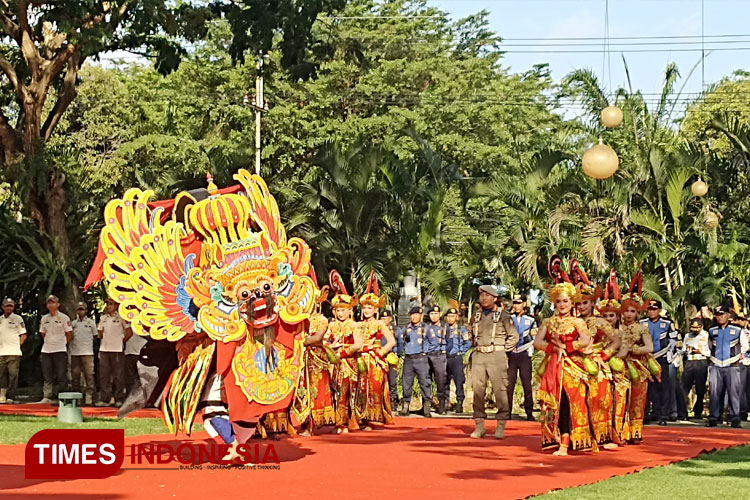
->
<box><xmin>596</xmin><ymin>269</ymin><xmax>622</xmax><ymax>314</ymax></box>
<box><xmin>548</xmin><ymin>255</ymin><xmax>579</xmax><ymax>302</ymax></box>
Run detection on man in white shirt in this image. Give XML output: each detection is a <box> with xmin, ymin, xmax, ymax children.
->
<box><xmin>70</xmin><ymin>302</ymin><xmax>98</xmax><ymax>406</ymax></box>
<box><xmin>39</xmin><ymin>295</ymin><xmax>73</xmax><ymax>403</ymax></box>
<box><xmin>681</xmin><ymin>317</ymin><xmax>711</xmax><ymax>420</ymax></box>
<box><xmin>96</xmin><ymin>298</ymin><xmax>132</xmax><ymax>407</ymax></box>
<box><xmin>0</xmin><ymin>297</ymin><xmax>26</xmax><ymax>403</ymax></box>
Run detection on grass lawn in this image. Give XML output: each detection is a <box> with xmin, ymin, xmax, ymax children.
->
<box><xmin>533</xmin><ymin>444</ymin><xmax>750</xmax><ymax>499</ymax></box>
<box><xmin>0</xmin><ymin>414</ymin><xmax>196</xmax><ymax>445</ymax></box>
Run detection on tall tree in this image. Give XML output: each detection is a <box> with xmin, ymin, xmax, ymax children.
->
<box><xmin>0</xmin><ymin>0</ymin><xmax>343</xmax><ymax>310</ymax></box>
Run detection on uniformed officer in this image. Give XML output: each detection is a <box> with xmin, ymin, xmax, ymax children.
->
<box><xmin>707</xmin><ymin>304</ymin><xmax>748</xmax><ymax>428</ymax></box>
<box><xmin>39</xmin><ymin>295</ymin><xmax>73</xmax><ymax>403</ymax></box>
<box><xmin>425</xmin><ymin>305</ymin><xmax>449</xmax><ymax>414</ymax></box>
<box><xmin>641</xmin><ymin>300</ymin><xmax>678</xmax><ymax>425</ymax></box>
<box><xmin>396</xmin><ymin>306</ymin><xmax>432</xmax><ymax>417</ymax></box>
<box><xmin>469</xmin><ymin>284</ymin><xmax>519</xmax><ymax>439</ymax></box>
<box><xmin>507</xmin><ymin>295</ymin><xmax>537</xmax><ymax>421</ymax></box>
<box><xmin>70</xmin><ymin>302</ymin><xmax>98</xmax><ymax>406</ymax></box>
<box><xmin>380</xmin><ymin>310</ymin><xmax>400</xmax><ymax>409</ymax></box>
<box><xmin>0</xmin><ymin>298</ymin><xmax>26</xmax><ymax>403</ymax></box>
<box><xmin>444</xmin><ymin>307</ymin><xmax>471</xmax><ymax>413</ymax></box>
<box><xmin>681</xmin><ymin>317</ymin><xmax>710</xmax><ymax>420</ymax></box>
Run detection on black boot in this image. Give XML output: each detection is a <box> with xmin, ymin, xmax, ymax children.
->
<box><xmin>423</xmin><ymin>401</ymin><xmax>432</xmax><ymax>418</ymax></box>
<box><xmin>399</xmin><ymin>401</ymin><xmax>409</xmax><ymax>416</ymax></box>
<box><xmin>455</xmin><ymin>400</ymin><xmax>464</xmax><ymax>413</ymax></box>
<box><xmin>438</xmin><ymin>400</ymin><xmax>447</xmax><ymax>415</ymax></box>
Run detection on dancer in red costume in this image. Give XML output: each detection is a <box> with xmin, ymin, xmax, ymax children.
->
<box><xmin>534</xmin><ymin>256</ymin><xmax>593</xmax><ymax>456</ymax></box>
<box><xmin>570</xmin><ymin>260</ymin><xmax>621</xmax><ymax>450</ymax></box>
<box><xmin>618</xmin><ymin>269</ymin><xmax>660</xmax><ymax>443</ymax></box>
<box><xmin>326</xmin><ymin>270</ymin><xmax>364</xmax><ymax>434</ymax></box>
<box><xmin>357</xmin><ymin>272</ymin><xmax>396</xmax><ymax>430</ymax></box>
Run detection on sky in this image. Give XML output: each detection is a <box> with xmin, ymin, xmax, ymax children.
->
<box><xmin>431</xmin><ymin>0</ymin><xmax>750</xmax><ymax>106</ymax></box>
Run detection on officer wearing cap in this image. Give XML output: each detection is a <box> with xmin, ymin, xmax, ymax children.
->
<box><xmin>380</xmin><ymin>310</ymin><xmax>399</xmax><ymax>409</ymax></box>
<box><xmin>70</xmin><ymin>301</ymin><xmax>98</xmax><ymax>406</ymax></box>
<box><xmin>681</xmin><ymin>317</ymin><xmax>710</xmax><ymax>420</ymax></box>
<box><xmin>641</xmin><ymin>300</ymin><xmax>678</xmax><ymax>425</ymax></box>
<box><xmin>0</xmin><ymin>298</ymin><xmax>26</xmax><ymax>403</ymax></box>
<box><xmin>708</xmin><ymin>304</ymin><xmax>747</xmax><ymax>427</ymax></box>
<box><xmin>425</xmin><ymin>305</ymin><xmax>449</xmax><ymax>414</ymax></box>
<box><xmin>444</xmin><ymin>307</ymin><xmax>471</xmax><ymax>413</ymax></box>
<box><xmin>396</xmin><ymin>306</ymin><xmax>433</xmax><ymax>417</ymax></box>
<box><xmin>469</xmin><ymin>284</ymin><xmax>519</xmax><ymax>439</ymax></box>
<box><xmin>39</xmin><ymin>294</ymin><xmax>73</xmax><ymax>403</ymax></box>
<box><xmin>508</xmin><ymin>294</ymin><xmax>537</xmax><ymax>421</ymax></box>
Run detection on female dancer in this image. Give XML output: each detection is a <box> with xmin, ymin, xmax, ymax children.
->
<box><xmin>534</xmin><ymin>256</ymin><xmax>593</xmax><ymax>456</ymax></box>
<box><xmin>570</xmin><ymin>260</ymin><xmax>621</xmax><ymax>449</ymax></box>
<box><xmin>327</xmin><ymin>270</ymin><xmax>363</xmax><ymax>434</ymax></box>
<box><xmin>297</xmin><ymin>286</ymin><xmax>337</xmax><ymax>436</ymax></box>
<box><xmin>596</xmin><ymin>269</ymin><xmax>630</xmax><ymax>447</ymax></box>
<box><xmin>617</xmin><ymin>270</ymin><xmax>658</xmax><ymax>443</ymax></box>
<box><xmin>357</xmin><ymin>272</ymin><xmax>397</xmax><ymax>430</ymax></box>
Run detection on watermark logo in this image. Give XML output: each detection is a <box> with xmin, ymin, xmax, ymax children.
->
<box><xmin>25</xmin><ymin>429</ymin><xmax>125</xmax><ymax>479</ymax></box>
<box><xmin>25</xmin><ymin>429</ymin><xmax>281</xmax><ymax>478</ymax></box>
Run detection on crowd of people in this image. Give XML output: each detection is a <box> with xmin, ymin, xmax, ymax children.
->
<box><xmin>0</xmin><ymin>295</ymin><xmax>146</xmax><ymax>406</ymax></box>
<box><xmin>1</xmin><ymin>262</ymin><xmax>749</xmax><ymax>455</ymax></box>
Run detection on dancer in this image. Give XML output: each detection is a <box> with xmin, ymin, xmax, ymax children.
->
<box><xmin>85</xmin><ymin>171</ymin><xmax>318</xmax><ymax>440</ymax></box>
<box><xmin>358</xmin><ymin>272</ymin><xmax>396</xmax><ymax>430</ymax></box>
<box><xmin>327</xmin><ymin>270</ymin><xmax>364</xmax><ymax>434</ymax></box>
<box><xmin>618</xmin><ymin>269</ymin><xmax>658</xmax><ymax>443</ymax></box>
<box><xmin>297</xmin><ymin>285</ymin><xmax>337</xmax><ymax>436</ymax></box>
<box><xmin>534</xmin><ymin>256</ymin><xmax>593</xmax><ymax>456</ymax></box>
<box><xmin>570</xmin><ymin>260</ymin><xmax>621</xmax><ymax>449</ymax></box>
<box><xmin>596</xmin><ymin>269</ymin><xmax>630</xmax><ymax>447</ymax></box>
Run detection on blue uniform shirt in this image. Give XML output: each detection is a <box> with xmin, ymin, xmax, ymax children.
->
<box><xmin>511</xmin><ymin>313</ymin><xmax>537</xmax><ymax>355</ymax></box>
<box><xmin>708</xmin><ymin>324</ymin><xmax>744</xmax><ymax>367</ymax></box>
<box><xmin>445</xmin><ymin>324</ymin><xmax>471</xmax><ymax>356</ymax></box>
<box><xmin>396</xmin><ymin>323</ymin><xmax>427</xmax><ymax>356</ymax></box>
<box><xmin>640</xmin><ymin>318</ymin><xmax>677</xmax><ymax>360</ymax></box>
<box><xmin>424</xmin><ymin>322</ymin><xmax>447</xmax><ymax>354</ymax></box>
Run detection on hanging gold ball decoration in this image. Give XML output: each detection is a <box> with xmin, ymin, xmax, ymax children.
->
<box><xmin>601</xmin><ymin>105</ymin><xmax>624</xmax><ymax>128</ymax></box>
<box><xmin>691</xmin><ymin>179</ymin><xmax>708</xmax><ymax>197</ymax></box>
<box><xmin>704</xmin><ymin>211</ymin><xmax>719</xmax><ymax>229</ymax></box>
<box><xmin>582</xmin><ymin>139</ymin><xmax>619</xmax><ymax>179</ymax></box>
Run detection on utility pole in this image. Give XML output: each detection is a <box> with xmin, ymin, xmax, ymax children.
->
<box><xmin>246</xmin><ymin>52</ymin><xmax>268</xmax><ymax>176</ymax></box>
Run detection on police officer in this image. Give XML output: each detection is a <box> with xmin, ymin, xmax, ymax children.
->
<box><xmin>425</xmin><ymin>305</ymin><xmax>449</xmax><ymax>414</ymax></box>
<box><xmin>681</xmin><ymin>317</ymin><xmax>710</xmax><ymax>420</ymax></box>
<box><xmin>396</xmin><ymin>306</ymin><xmax>432</xmax><ymax>417</ymax></box>
<box><xmin>507</xmin><ymin>295</ymin><xmax>536</xmax><ymax>421</ymax></box>
<box><xmin>444</xmin><ymin>307</ymin><xmax>471</xmax><ymax>413</ymax></box>
<box><xmin>470</xmin><ymin>285</ymin><xmax>519</xmax><ymax>439</ymax></box>
<box><xmin>381</xmin><ymin>310</ymin><xmax>400</xmax><ymax>409</ymax></box>
<box><xmin>641</xmin><ymin>300</ymin><xmax>678</xmax><ymax>425</ymax></box>
<box><xmin>707</xmin><ymin>304</ymin><xmax>747</xmax><ymax>428</ymax></box>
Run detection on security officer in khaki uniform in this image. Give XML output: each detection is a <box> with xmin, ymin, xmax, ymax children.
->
<box><xmin>470</xmin><ymin>285</ymin><xmax>519</xmax><ymax>439</ymax></box>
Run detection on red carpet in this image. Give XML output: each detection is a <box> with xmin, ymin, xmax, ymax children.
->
<box><xmin>0</xmin><ymin>404</ymin><xmax>161</xmax><ymax>419</ymax></box>
<box><xmin>0</xmin><ymin>418</ymin><xmax>748</xmax><ymax>499</ymax></box>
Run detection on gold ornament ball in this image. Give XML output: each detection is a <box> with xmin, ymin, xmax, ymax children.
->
<box><xmin>704</xmin><ymin>211</ymin><xmax>719</xmax><ymax>229</ymax></box>
<box><xmin>601</xmin><ymin>105</ymin><xmax>624</xmax><ymax>128</ymax></box>
<box><xmin>582</xmin><ymin>141</ymin><xmax>619</xmax><ymax>179</ymax></box>
<box><xmin>691</xmin><ymin>179</ymin><xmax>708</xmax><ymax>197</ymax></box>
